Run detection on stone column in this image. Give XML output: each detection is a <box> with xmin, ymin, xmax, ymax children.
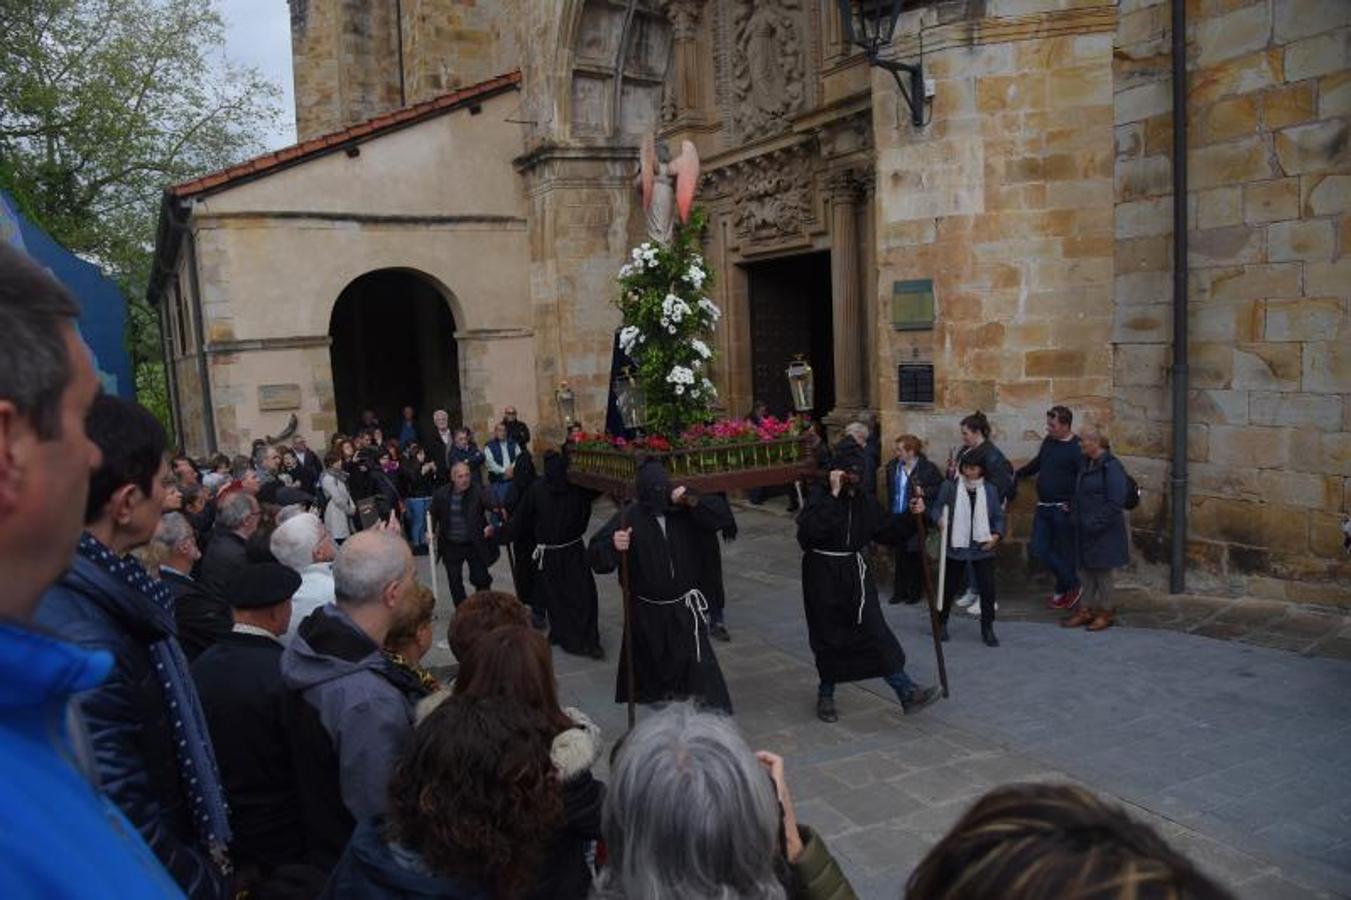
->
<box><xmin>829</xmin><ymin>170</ymin><xmax>865</xmax><ymax>422</ymax></box>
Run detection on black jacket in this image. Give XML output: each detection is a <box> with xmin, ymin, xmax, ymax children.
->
<box><xmin>504</xmin><ymin>418</ymin><xmax>531</xmax><ymax>449</ymax></box>
<box><xmin>162</xmin><ymin>568</ymin><xmax>232</xmax><ymax>662</ymax></box>
<box><xmin>430</xmin><ymin>483</ymin><xmax>501</xmax><ymax>567</ymax></box>
<box><xmin>528</xmin><ymin>712</ymin><xmax>604</xmax><ymax>900</ymax></box>
<box><xmin>35</xmin><ymin>554</ymin><xmax>229</xmax><ymax>899</ymax></box>
<box><xmin>883</xmin><ymin>455</ymin><xmax>944</xmax><ymax>552</ymax></box>
<box><xmin>192</xmin><ymin>631</ymin><xmax>305</xmax><ymax>870</ymax></box>
<box><xmin>200</xmin><ymin>527</ymin><xmax>249</xmax><ymax>598</ymax></box>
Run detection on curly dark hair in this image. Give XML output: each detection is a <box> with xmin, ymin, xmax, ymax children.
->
<box><xmin>385</xmin><ymin>695</ymin><xmax>562</xmax><ymax>899</ymax></box>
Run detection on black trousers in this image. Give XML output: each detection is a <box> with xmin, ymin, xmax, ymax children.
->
<box><xmin>442</xmin><ymin>542</ymin><xmax>492</xmax><ymax>606</ymax></box>
<box><xmin>939</xmin><ymin>556</ymin><xmax>996</xmax><ymax>626</ymax></box>
<box><xmin>892</xmin><ymin>546</ymin><xmax>925</xmax><ymax>602</ymax></box>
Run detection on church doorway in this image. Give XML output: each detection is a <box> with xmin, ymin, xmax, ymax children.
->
<box><xmin>328</xmin><ymin>269</ymin><xmax>461</xmax><ymax>435</ymax></box>
<box><xmin>744</xmin><ymin>252</ymin><xmax>834</xmax><ymax>420</ymax></box>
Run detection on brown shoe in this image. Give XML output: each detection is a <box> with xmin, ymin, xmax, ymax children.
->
<box><xmin>1087</xmin><ymin>608</ymin><xmax>1116</xmax><ymax>631</ymax></box>
<box><xmin>1061</xmin><ymin>607</ymin><xmax>1095</xmax><ymax>628</ymax></box>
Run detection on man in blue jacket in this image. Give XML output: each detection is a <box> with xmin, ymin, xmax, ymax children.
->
<box><xmin>0</xmin><ymin>244</ymin><xmax>183</xmax><ymax>897</ymax></box>
<box><xmin>1015</xmin><ymin>405</ymin><xmax>1084</xmax><ymax>611</ymax></box>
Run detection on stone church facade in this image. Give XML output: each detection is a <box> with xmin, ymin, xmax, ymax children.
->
<box><xmin>150</xmin><ymin>0</ymin><xmax>1349</xmax><ymax>604</ymax></box>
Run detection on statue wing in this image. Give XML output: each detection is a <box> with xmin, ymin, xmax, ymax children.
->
<box><xmin>672</xmin><ymin>139</ymin><xmax>701</xmax><ymax>223</ymax></box>
<box><xmin>640</xmin><ymin>133</ymin><xmax>656</xmax><ymax>210</ymax></box>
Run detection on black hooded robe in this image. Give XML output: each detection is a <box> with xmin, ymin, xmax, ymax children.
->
<box><xmin>503</xmin><ymin>450</ymin><xmax>538</xmax><ymax>613</ymax></box>
<box><xmin>796</xmin><ymin>479</ymin><xmax>918</xmax><ymax>685</ymax></box>
<box><xmin>690</xmin><ymin>492</ymin><xmax>736</xmax><ymax>624</ymax></box>
<box><xmin>507</xmin><ymin>453</ymin><xmax>602</xmax><ymax>655</ymax></box>
<box><xmin>588</xmin><ymin>467</ymin><xmax>734</xmax><ymax>713</ymax></box>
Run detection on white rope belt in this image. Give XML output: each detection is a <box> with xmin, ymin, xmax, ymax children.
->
<box><xmin>812</xmin><ymin>549</ymin><xmax>869</xmax><ymax>624</ymax></box>
<box><xmin>531</xmin><ymin>536</ymin><xmax>583</xmax><ymax>570</ymax></box>
<box><xmin>637</xmin><ymin>589</ymin><xmax>710</xmax><ymax>662</ymax></box>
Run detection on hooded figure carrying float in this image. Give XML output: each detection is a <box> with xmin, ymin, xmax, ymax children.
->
<box><xmin>796</xmin><ymin>441</ymin><xmax>942</xmax><ymax>723</ymax></box>
<box><xmin>588</xmin><ymin>459</ymin><xmax>734</xmax><ymax>714</ymax></box>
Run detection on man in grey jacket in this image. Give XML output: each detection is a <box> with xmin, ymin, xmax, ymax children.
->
<box><xmin>280</xmin><ymin>529</ymin><xmax>417</xmax><ymax>870</ymax></box>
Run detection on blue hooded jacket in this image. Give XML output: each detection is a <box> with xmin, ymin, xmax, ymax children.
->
<box><xmin>0</xmin><ymin>620</ymin><xmax>183</xmax><ymax>898</ymax></box>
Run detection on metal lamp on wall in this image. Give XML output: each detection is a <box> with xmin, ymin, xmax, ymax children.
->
<box><xmin>787</xmin><ymin>355</ymin><xmax>815</xmax><ymax>414</ymax></box>
<box><xmin>835</xmin><ymin>0</ymin><xmax>926</xmax><ymax>127</ymax></box>
<box><xmin>555</xmin><ymin>380</ymin><xmax>577</xmax><ymax>427</ymax></box>
<box><xmin>615</xmin><ymin>367</ymin><xmax>647</xmax><ymax>431</ymax></box>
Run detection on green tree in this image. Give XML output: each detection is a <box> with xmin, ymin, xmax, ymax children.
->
<box><xmin>0</xmin><ymin>0</ymin><xmax>281</xmax><ymax>438</ymax></box>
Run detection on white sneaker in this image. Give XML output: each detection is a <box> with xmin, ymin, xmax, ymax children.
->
<box><xmin>966</xmin><ymin>599</ymin><xmax>999</xmax><ymax>616</ymax></box>
<box><xmin>955</xmin><ymin>590</ymin><xmax>978</xmax><ymax>609</ymax></box>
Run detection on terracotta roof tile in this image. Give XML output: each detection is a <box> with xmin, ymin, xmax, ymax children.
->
<box><xmin>168</xmin><ymin>70</ymin><xmax>521</xmax><ymax>198</ymax></box>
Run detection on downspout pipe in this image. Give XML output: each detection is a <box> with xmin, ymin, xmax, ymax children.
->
<box><xmin>1169</xmin><ymin>0</ymin><xmax>1189</xmax><ymax>594</ymax></box>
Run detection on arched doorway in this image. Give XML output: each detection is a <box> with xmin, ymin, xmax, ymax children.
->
<box><xmin>328</xmin><ymin>269</ymin><xmax>460</xmax><ymax>434</ymax></box>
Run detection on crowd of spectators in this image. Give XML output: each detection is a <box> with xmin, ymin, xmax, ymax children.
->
<box><xmin>2</xmin><ymin>243</ymin><xmax>1220</xmax><ymax>900</ymax></box>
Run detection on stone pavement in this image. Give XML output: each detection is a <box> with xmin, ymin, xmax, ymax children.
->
<box><xmin>420</xmin><ymin>499</ymin><xmax>1351</xmax><ymax>900</ymax></box>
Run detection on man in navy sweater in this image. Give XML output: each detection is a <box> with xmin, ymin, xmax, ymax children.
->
<box><xmin>1016</xmin><ymin>406</ymin><xmax>1083</xmax><ymax>610</ymax></box>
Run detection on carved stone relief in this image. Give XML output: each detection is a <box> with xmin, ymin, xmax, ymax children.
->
<box><xmin>706</xmin><ymin>142</ymin><xmax>820</xmax><ymax>245</ymax></box>
<box><xmin>720</xmin><ymin>0</ymin><xmax>812</xmax><ymax>141</ymax></box>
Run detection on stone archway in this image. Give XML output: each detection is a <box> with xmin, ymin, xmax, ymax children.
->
<box><xmin>328</xmin><ymin>268</ymin><xmax>461</xmax><ymax>434</ymax></box>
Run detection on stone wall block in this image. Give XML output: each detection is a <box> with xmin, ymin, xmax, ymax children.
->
<box><xmin>1196</xmin><ymin>185</ymin><xmax>1246</xmax><ymax>228</ymax></box>
<box><xmin>1117</xmin><ymin>235</ymin><xmax>1172</xmax><ymax>272</ymax></box>
<box><xmin>1275</xmin><ymin>119</ymin><xmax>1351</xmax><ymax>175</ymax></box>
<box><xmin>1303</xmin><ymin>340</ymin><xmax>1351</xmax><ymax>393</ymax></box>
<box><xmin>1116</xmin><ymin>197</ymin><xmax>1174</xmax><ymax>238</ymax></box>
<box><xmin>1196</xmin><ymin>3</ymin><xmax>1272</xmax><ymax>67</ymax></box>
<box><xmin>1024</xmin><ymin>349</ymin><xmax>1088</xmax><ymax>378</ymax></box>
<box><xmin>1116</xmin><ymin>417</ymin><xmax>1170</xmax><ymax>457</ymax></box>
<box><xmin>1305</xmin><ymin>174</ymin><xmax>1351</xmax><ymax>216</ymax></box>
<box><xmin>1273</xmin><ymin>0</ymin><xmax>1351</xmax><ymax>44</ymax></box>
<box><xmin>1115</xmin><ymin>81</ymin><xmax>1172</xmax><ymax>125</ymax></box>
<box><xmin>1311</xmin><ymin>510</ymin><xmax>1351</xmax><ymax>557</ymax></box>
<box><xmin>1262</xmin><ymin>81</ymin><xmax>1318</xmax><ymax>130</ymax></box>
<box><xmin>1262</xmin><ymin>504</ymin><xmax>1313</xmax><ymax>554</ymax></box>
<box><xmin>1258</xmin><ymin>469</ymin><xmax>1343</xmax><ymax>510</ymax></box>
<box><xmin>1263</xmin><ymin>297</ymin><xmax>1348</xmax><ymax>342</ymax></box>
<box><xmin>1231</xmin><ymin>341</ymin><xmax>1304</xmax><ymax>390</ymax></box>
<box><xmin>1116</xmin><ymin>122</ymin><xmax>1145</xmax><ymax>160</ymax></box>
<box><xmin>1288</xmin><ymin>431</ymin><xmax>1351</xmax><ymax>475</ymax></box>
<box><xmin>1321</xmin><ymin>70</ymin><xmax>1351</xmax><ymax>118</ymax></box>
<box><xmin>1268</xmin><ymin>218</ymin><xmax>1337</xmax><ymax>261</ymax></box>
<box><xmin>1116</xmin><ymin>155</ymin><xmax>1174</xmax><ymax>200</ymax></box>
<box><xmin>1190</xmin><ymin>388</ymin><xmax>1250</xmax><ymax>426</ymax></box>
<box><xmin>1191</xmin><ymin>341</ymin><xmax>1236</xmax><ymax>389</ymax></box>
<box><xmin>1283</xmin><ymin>29</ymin><xmax>1351</xmax><ymax>83</ymax></box>
<box><xmin>1189</xmin><ymin>422</ymin><xmax>1211</xmax><ymax>462</ymax></box>
<box><xmin>1189</xmin><ymin>49</ymin><xmax>1282</xmax><ymax>106</ymax></box>
<box><xmin>1243</xmin><ymin>177</ymin><xmax>1302</xmax><ymax>222</ymax></box>
<box><xmin>1115</xmin><ymin>343</ymin><xmax>1170</xmax><ymax>386</ymax></box>
<box><xmin>1189</xmin><ymin>461</ymin><xmax>1263</xmax><ymax>499</ymax></box>
<box><xmin>1250</xmin><ymin>389</ymin><xmax>1345</xmax><ymax>430</ymax></box>
<box><xmin>1207</xmin><ymin>424</ymin><xmax>1294</xmax><ymax>469</ymax></box>
<box><xmin>1198</xmin><ymin>94</ymin><xmax>1261</xmax><ymax>145</ymax></box>
<box><xmin>1191</xmin><ymin>495</ymin><xmax>1266</xmax><ymax>546</ymax></box>
<box><xmin>1190</xmin><ymin>137</ymin><xmax>1275</xmax><ymax>190</ymax></box>
<box><xmin>1188</xmin><ymin>225</ymin><xmax>1266</xmax><ymax>265</ymax></box>
<box><xmin>1305</xmin><ymin>258</ymin><xmax>1351</xmax><ymax>294</ymax></box>
<box><xmin>1191</xmin><ymin>299</ymin><xmax>1264</xmax><ymax>342</ymax></box>
<box><xmin>1114</xmin><ymin>304</ymin><xmax>1172</xmax><ymax>343</ymax></box>
<box><xmin>1193</xmin><ymin>262</ymin><xmax>1302</xmax><ymax>302</ymax></box>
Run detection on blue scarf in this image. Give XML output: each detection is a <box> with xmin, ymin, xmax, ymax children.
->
<box><xmin>77</xmin><ymin>534</ymin><xmax>234</xmax><ymax>875</ymax></box>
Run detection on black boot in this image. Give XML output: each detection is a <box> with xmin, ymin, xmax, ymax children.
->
<box><xmin>981</xmin><ymin>622</ymin><xmax>999</xmax><ymax>647</ymax></box>
<box><xmin>816</xmin><ymin>695</ymin><xmax>838</xmax><ymax>723</ymax></box>
<box><xmin>901</xmin><ymin>685</ymin><xmax>942</xmax><ymax>715</ymax></box>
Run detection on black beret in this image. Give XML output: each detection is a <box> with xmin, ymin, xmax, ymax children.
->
<box><xmin>276</xmin><ymin>486</ymin><xmax>315</xmax><ymax>508</ymax></box>
<box><xmin>226</xmin><ymin>563</ymin><xmax>302</xmax><ymax>609</ymax></box>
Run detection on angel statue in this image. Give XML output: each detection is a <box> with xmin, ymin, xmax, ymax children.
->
<box><xmin>637</xmin><ymin>134</ymin><xmax>700</xmax><ymax>245</ymax></box>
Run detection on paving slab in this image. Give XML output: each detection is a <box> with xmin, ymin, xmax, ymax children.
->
<box><xmin>417</xmin><ymin>499</ymin><xmax>1351</xmax><ymax>900</ymax></box>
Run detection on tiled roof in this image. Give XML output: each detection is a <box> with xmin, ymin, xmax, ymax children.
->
<box><xmin>168</xmin><ymin>70</ymin><xmax>522</xmax><ymax>198</ymax></box>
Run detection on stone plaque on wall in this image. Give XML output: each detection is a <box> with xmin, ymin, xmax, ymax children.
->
<box><xmin>258</xmin><ymin>383</ymin><xmax>302</xmax><ymax>411</ymax></box>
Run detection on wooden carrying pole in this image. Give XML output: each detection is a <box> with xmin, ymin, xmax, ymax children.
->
<box><xmin>618</xmin><ymin>502</ymin><xmax>637</xmax><ymax>730</ymax></box>
<box><xmin>911</xmin><ymin>481</ymin><xmax>950</xmax><ymax>698</ymax></box>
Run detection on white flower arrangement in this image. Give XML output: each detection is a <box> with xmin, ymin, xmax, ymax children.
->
<box><xmin>691</xmin><ymin>338</ymin><xmax>712</xmax><ymax>360</ymax></box>
<box><xmin>618</xmin><ymin>325</ymin><xmax>642</xmax><ymax>355</ymax></box>
<box><xmin>698</xmin><ymin>297</ymin><xmax>722</xmax><ymax>321</ymax></box>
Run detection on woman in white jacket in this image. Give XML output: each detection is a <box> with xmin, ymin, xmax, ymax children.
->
<box><xmin>320</xmin><ymin>450</ymin><xmax>356</xmax><ymax>542</ymax></box>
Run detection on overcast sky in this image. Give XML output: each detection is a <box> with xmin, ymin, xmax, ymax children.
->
<box><xmin>221</xmin><ymin>0</ymin><xmax>297</xmax><ymax>150</ymax></box>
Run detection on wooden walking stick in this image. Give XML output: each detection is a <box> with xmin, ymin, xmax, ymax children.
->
<box><xmin>617</xmin><ymin>500</ymin><xmax>637</xmax><ymax>730</ymax></box>
<box><xmin>910</xmin><ymin>481</ymin><xmax>950</xmax><ymax>698</ymax></box>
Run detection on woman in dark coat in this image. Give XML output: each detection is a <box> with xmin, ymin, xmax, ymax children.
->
<box><xmin>884</xmin><ymin>434</ymin><xmax>944</xmax><ymax>605</ymax></box>
<box><xmin>324</xmin><ymin>696</ymin><xmax>561</xmax><ymax>900</ymax></box>
<box><xmin>504</xmin><ymin>450</ymin><xmax>602</xmax><ymax>656</ymax></box>
<box><xmin>453</xmin><ymin>625</ymin><xmax>604</xmax><ymax>900</ymax></box>
<box><xmin>1064</xmin><ymin>427</ymin><xmax>1130</xmax><ymax>632</ymax></box>
<box><xmin>797</xmin><ymin>441</ymin><xmax>941</xmax><ymax>723</ymax></box>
